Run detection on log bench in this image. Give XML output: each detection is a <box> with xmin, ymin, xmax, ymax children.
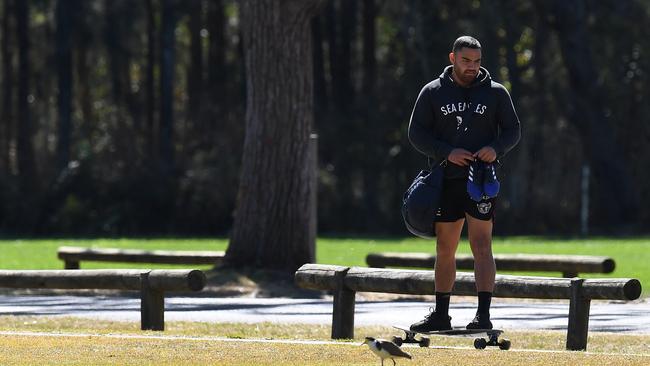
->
<box><xmin>0</xmin><ymin>269</ymin><xmax>206</xmax><ymax>331</ymax></box>
<box><xmin>366</xmin><ymin>252</ymin><xmax>616</xmax><ymax>278</ymax></box>
<box><xmin>294</xmin><ymin>263</ymin><xmax>641</xmax><ymax>351</ymax></box>
<box><xmin>58</xmin><ymin>246</ymin><xmax>224</xmax><ymax>269</ymax></box>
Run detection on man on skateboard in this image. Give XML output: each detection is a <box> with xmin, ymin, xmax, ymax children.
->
<box><xmin>407</xmin><ymin>36</ymin><xmax>521</xmax><ymax>331</ymax></box>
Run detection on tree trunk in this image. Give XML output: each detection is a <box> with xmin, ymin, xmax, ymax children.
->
<box><xmin>205</xmin><ymin>0</ymin><xmax>225</xmax><ymax>143</ymax></box>
<box><xmin>75</xmin><ymin>31</ymin><xmax>93</xmax><ymax>147</ymax></box>
<box><xmin>104</xmin><ymin>3</ymin><xmax>124</xmax><ymax>108</ymax></box>
<box><xmin>226</xmin><ymin>0</ymin><xmax>325</xmax><ymax>272</ymax></box>
<box><xmin>326</xmin><ymin>0</ymin><xmax>355</xmax><ymax>113</ymax></box>
<box><xmin>361</xmin><ymin>0</ymin><xmax>379</xmax><ymax>230</ymax></box>
<box><xmin>146</xmin><ymin>0</ymin><xmax>157</xmax><ymax>160</ymax></box>
<box><xmin>549</xmin><ymin>0</ymin><xmax>638</xmax><ymax>230</ymax></box>
<box><xmin>186</xmin><ymin>0</ymin><xmax>203</xmax><ymax>133</ymax></box>
<box><xmin>361</xmin><ymin>0</ymin><xmax>375</xmax><ymax>97</ymax></box>
<box><xmin>311</xmin><ymin>15</ymin><xmax>327</xmax><ymax>109</ymax></box>
<box><xmin>159</xmin><ymin>0</ymin><xmax>177</xmax><ymax>174</ymax></box>
<box><xmin>1</xmin><ymin>0</ymin><xmax>13</xmax><ymax>175</ymax></box>
<box><xmin>207</xmin><ymin>0</ymin><xmax>225</xmax><ymax>95</ymax></box>
<box><xmin>56</xmin><ymin>0</ymin><xmax>73</xmax><ymax>171</ymax></box>
<box><xmin>15</xmin><ymin>0</ymin><xmax>35</xmax><ymax>190</ymax></box>
<box><xmin>499</xmin><ymin>0</ymin><xmax>526</xmax><ymax>219</ymax></box>
<box><xmin>105</xmin><ymin>1</ymin><xmax>137</xmax><ymax>160</ymax></box>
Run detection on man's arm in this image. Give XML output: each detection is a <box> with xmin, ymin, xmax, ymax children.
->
<box><xmin>488</xmin><ymin>85</ymin><xmax>521</xmax><ymax>158</ymax></box>
<box><xmin>407</xmin><ymin>84</ymin><xmax>454</xmax><ymax>162</ymax></box>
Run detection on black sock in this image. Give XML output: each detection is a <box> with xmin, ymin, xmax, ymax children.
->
<box><xmin>477</xmin><ymin>291</ymin><xmax>492</xmax><ymax>317</ymax></box>
<box><xmin>434</xmin><ymin>292</ymin><xmax>451</xmax><ymax>316</ymax></box>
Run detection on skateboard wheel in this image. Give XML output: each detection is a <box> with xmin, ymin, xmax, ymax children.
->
<box><xmin>419</xmin><ymin>337</ymin><xmax>430</xmax><ymax>348</ymax></box>
<box><xmin>498</xmin><ymin>339</ymin><xmax>511</xmax><ymax>350</ymax></box>
<box><xmin>474</xmin><ymin>337</ymin><xmax>487</xmax><ymax>350</ymax></box>
<box><xmin>392</xmin><ymin>336</ymin><xmax>403</xmax><ymax>346</ymax></box>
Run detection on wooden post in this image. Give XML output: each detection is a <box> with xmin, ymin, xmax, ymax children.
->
<box><xmin>331</xmin><ymin>267</ymin><xmax>355</xmax><ymax>339</ymax></box>
<box><xmin>64</xmin><ymin>260</ymin><xmax>79</xmax><ymax>270</ymax></box>
<box><xmin>140</xmin><ymin>272</ymin><xmax>165</xmax><ymax>331</ymax></box>
<box><xmin>308</xmin><ymin>133</ymin><xmax>318</xmax><ymax>263</ymax></box>
<box><xmin>566</xmin><ymin>278</ymin><xmax>590</xmax><ymax>351</ymax></box>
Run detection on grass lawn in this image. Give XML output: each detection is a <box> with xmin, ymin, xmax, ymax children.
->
<box><xmin>0</xmin><ymin>238</ymin><xmax>648</xmax><ymax>364</ymax></box>
<box><xmin>317</xmin><ymin>236</ymin><xmax>650</xmax><ymax>292</ymax></box>
<box><xmin>0</xmin><ymin>236</ymin><xmax>648</xmax><ymax>294</ymax></box>
<box><xmin>0</xmin><ymin>317</ymin><xmax>648</xmax><ymax>365</ymax></box>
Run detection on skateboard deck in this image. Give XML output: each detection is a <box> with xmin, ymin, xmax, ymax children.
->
<box><xmin>392</xmin><ymin>325</ymin><xmax>511</xmax><ymax>350</ymax></box>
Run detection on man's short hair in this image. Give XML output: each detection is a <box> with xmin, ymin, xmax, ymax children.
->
<box><xmin>452</xmin><ymin>36</ymin><xmax>481</xmax><ymax>53</ymax></box>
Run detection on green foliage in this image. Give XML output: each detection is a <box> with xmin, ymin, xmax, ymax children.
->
<box><xmin>1</xmin><ymin>0</ymin><xmax>650</xmax><ymax>236</ymax></box>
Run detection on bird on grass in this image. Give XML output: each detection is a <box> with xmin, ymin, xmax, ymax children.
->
<box><xmin>361</xmin><ymin>336</ymin><xmax>412</xmax><ymax>366</ymax></box>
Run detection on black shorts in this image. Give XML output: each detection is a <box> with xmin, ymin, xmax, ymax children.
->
<box><xmin>435</xmin><ymin>178</ymin><xmax>496</xmax><ymax>222</ymax></box>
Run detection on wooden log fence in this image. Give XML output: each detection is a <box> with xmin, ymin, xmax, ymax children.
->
<box><xmin>0</xmin><ymin>269</ymin><xmax>206</xmax><ymax>331</ymax></box>
<box><xmin>366</xmin><ymin>252</ymin><xmax>616</xmax><ymax>278</ymax></box>
<box><xmin>294</xmin><ymin>264</ymin><xmax>641</xmax><ymax>351</ymax></box>
<box><xmin>58</xmin><ymin>246</ymin><xmax>224</xmax><ymax>269</ymax></box>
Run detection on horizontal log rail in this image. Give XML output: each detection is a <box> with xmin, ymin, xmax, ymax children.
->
<box><xmin>366</xmin><ymin>252</ymin><xmax>616</xmax><ymax>278</ymax></box>
<box><xmin>295</xmin><ymin>264</ymin><xmax>642</xmax><ymax>351</ymax></box>
<box><xmin>0</xmin><ymin>269</ymin><xmax>206</xmax><ymax>331</ymax></box>
<box><xmin>57</xmin><ymin>246</ymin><xmax>224</xmax><ymax>269</ymax></box>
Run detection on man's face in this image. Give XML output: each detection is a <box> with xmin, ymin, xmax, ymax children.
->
<box><xmin>449</xmin><ymin>47</ymin><xmax>482</xmax><ymax>85</ymax></box>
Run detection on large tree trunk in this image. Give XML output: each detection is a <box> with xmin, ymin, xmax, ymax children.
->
<box><xmin>226</xmin><ymin>0</ymin><xmax>324</xmax><ymax>272</ymax></box>
<box><xmin>56</xmin><ymin>0</ymin><xmax>73</xmax><ymax>171</ymax></box>
<box><xmin>549</xmin><ymin>0</ymin><xmax>638</xmax><ymax>230</ymax></box>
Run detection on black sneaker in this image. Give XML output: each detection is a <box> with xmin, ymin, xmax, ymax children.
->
<box><xmin>467</xmin><ymin>160</ymin><xmax>485</xmax><ymax>202</ymax></box>
<box><xmin>410</xmin><ymin>309</ymin><xmax>452</xmax><ymax>332</ymax></box>
<box><xmin>482</xmin><ymin>163</ymin><xmax>500</xmax><ymax>198</ymax></box>
<box><xmin>466</xmin><ymin>314</ymin><xmax>493</xmax><ymax>330</ymax></box>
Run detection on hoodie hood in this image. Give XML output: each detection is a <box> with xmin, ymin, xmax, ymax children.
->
<box><xmin>440</xmin><ymin>65</ymin><xmax>491</xmax><ymax>88</ymax></box>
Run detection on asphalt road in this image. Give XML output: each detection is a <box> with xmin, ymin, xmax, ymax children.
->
<box><xmin>0</xmin><ymin>294</ymin><xmax>648</xmax><ymax>334</ymax></box>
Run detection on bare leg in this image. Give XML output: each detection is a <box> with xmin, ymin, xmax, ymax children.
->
<box><xmin>466</xmin><ymin>215</ymin><xmax>495</xmax><ymax>292</ymax></box>
<box><xmin>434</xmin><ymin>219</ymin><xmax>464</xmax><ymax>292</ymax></box>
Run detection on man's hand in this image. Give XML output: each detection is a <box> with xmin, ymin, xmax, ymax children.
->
<box><xmin>474</xmin><ymin>146</ymin><xmax>497</xmax><ymax>163</ymax></box>
<box><xmin>447</xmin><ymin>148</ymin><xmax>474</xmax><ymax>166</ymax></box>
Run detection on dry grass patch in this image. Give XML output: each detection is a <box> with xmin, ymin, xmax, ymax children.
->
<box><xmin>0</xmin><ymin>316</ymin><xmax>649</xmax><ymax>365</ymax></box>
<box><xmin>0</xmin><ymin>334</ymin><xmax>649</xmax><ymax>366</ymax></box>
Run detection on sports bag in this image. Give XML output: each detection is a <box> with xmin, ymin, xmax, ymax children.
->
<box><xmin>401</xmin><ymin>164</ymin><xmax>444</xmax><ymax>239</ymax></box>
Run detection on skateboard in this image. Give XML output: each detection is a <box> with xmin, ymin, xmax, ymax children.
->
<box><xmin>392</xmin><ymin>326</ymin><xmax>511</xmax><ymax>350</ymax></box>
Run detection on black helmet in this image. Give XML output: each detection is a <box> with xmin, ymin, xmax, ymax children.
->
<box><xmin>401</xmin><ymin>168</ymin><xmax>443</xmax><ymax>239</ymax></box>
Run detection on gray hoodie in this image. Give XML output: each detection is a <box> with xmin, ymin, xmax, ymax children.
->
<box><xmin>408</xmin><ymin>65</ymin><xmax>521</xmax><ymax>179</ymax></box>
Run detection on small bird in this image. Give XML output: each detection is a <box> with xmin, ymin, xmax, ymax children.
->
<box><xmin>361</xmin><ymin>337</ymin><xmax>412</xmax><ymax>366</ymax></box>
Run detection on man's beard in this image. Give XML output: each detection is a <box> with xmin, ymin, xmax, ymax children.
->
<box><xmin>459</xmin><ymin>70</ymin><xmax>476</xmax><ymax>83</ymax></box>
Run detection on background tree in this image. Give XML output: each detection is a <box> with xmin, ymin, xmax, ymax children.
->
<box><xmin>547</xmin><ymin>0</ymin><xmax>638</xmax><ymax>228</ymax></box>
<box><xmin>56</xmin><ymin>0</ymin><xmax>73</xmax><ymax>171</ymax></box>
<box><xmin>0</xmin><ymin>0</ymin><xmax>649</xmax><ymax>237</ymax></box>
<box><xmin>225</xmin><ymin>0</ymin><xmax>325</xmax><ymax>271</ymax></box>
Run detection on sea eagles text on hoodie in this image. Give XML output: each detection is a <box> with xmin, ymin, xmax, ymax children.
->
<box><xmin>408</xmin><ymin>65</ymin><xmax>521</xmax><ymax>179</ymax></box>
